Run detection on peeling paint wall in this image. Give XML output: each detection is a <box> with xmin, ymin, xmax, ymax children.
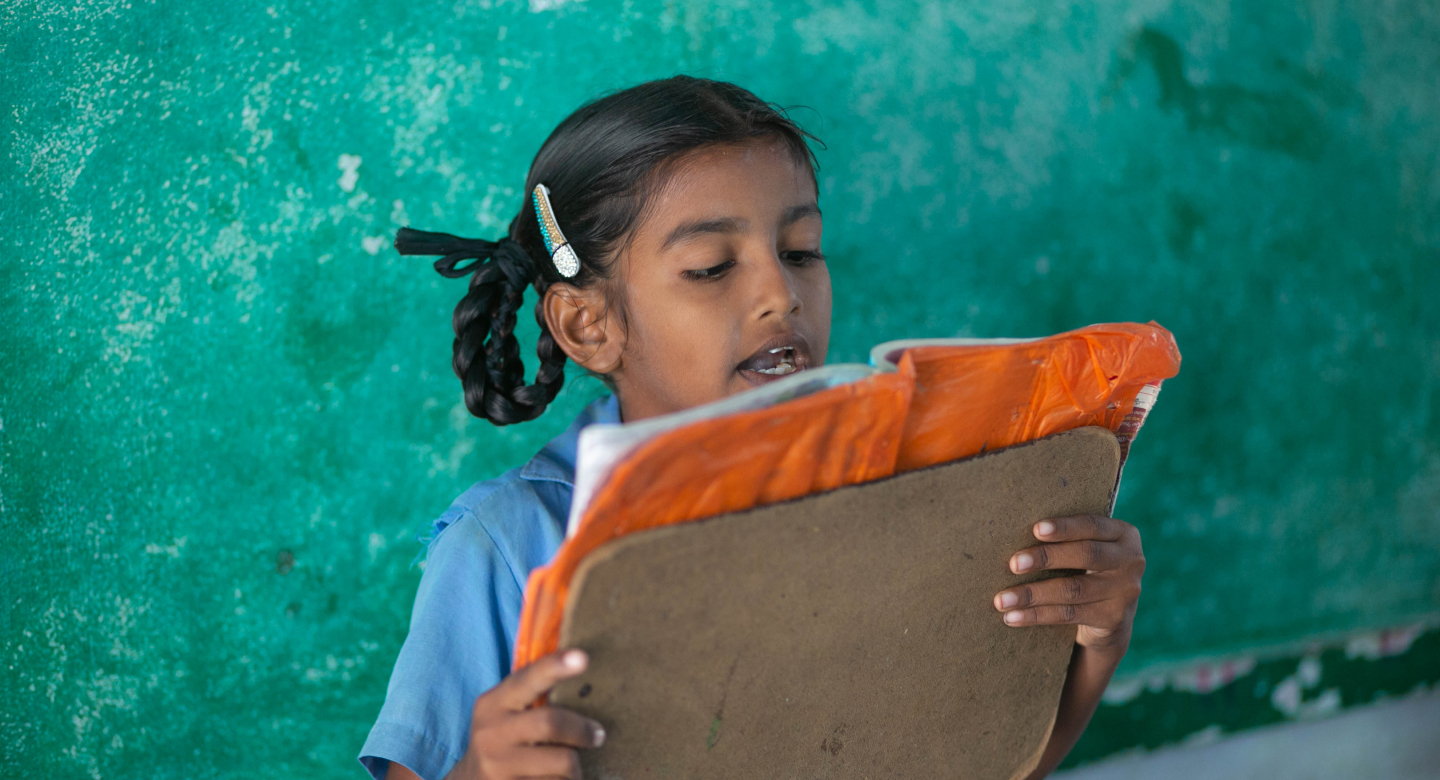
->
<box><xmin>2</xmin><ymin>0</ymin><xmax>1438</xmax><ymax>775</ymax></box>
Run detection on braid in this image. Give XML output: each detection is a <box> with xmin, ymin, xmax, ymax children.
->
<box><xmin>397</xmin><ymin>227</ymin><xmax>568</xmax><ymax>426</ymax></box>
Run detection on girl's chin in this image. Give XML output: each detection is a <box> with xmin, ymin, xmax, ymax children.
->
<box><xmin>737</xmin><ymin>367</ymin><xmax>804</xmax><ymax>387</ymax></box>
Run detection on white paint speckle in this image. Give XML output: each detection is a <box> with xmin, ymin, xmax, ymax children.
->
<box><xmin>1346</xmin><ymin>624</ymin><xmax>1423</xmax><ymax>660</ymax></box>
<box><xmin>426</xmin><ymin>402</ymin><xmax>476</xmax><ymax>478</ymax></box>
<box><xmin>361</xmin><ymin>236</ymin><xmax>386</xmax><ymax>255</ymax></box>
<box><xmin>1101</xmin><ymin>675</ymin><xmax>1146</xmax><ymax>705</ymax></box>
<box><xmin>337</xmin><ymin>154</ymin><xmax>362</xmax><ymax>193</ymax></box>
<box><xmin>1299</xmin><ymin>688</ymin><xmax>1343</xmax><ymax>719</ymax></box>
<box><xmin>1181</xmin><ymin>724</ymin><xmax>1224</xmax><ymax>747</ymax></box>
<box><xmin>143</xmin><ymin>537</ymin><xmax>187</xmax><ymax>558</ymax></box>
<box><xmin>1271</xmin><ymin>675</ymin><xmax>1302</xmax><ymax>715</ymax></box>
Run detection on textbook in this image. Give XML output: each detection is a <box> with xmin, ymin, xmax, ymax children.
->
<box><xmin>567</xmin><ymin>323</ymin><xmax>1175</xmax><ymax>536</ymax></box>
<box><xmin>516</xmin><ymin>322</ymin><xmax>1180</xmax><ymax>779</ymax></box>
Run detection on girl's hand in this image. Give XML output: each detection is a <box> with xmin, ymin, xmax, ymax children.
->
<box><xmin>442</xmin><ymin>649</ymin><xmax>606</xmax><ymax>780</ymax></box>
<box><xmin>992</xmin><ymin>515</ymin><xmax>1145</xmax><ymax>655</ymax></box>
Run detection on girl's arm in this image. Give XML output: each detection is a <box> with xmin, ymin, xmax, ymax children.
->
<box><xmin>991</xmin><ymin>514</ymin><xmax>1145</xmax><ymax>779</ymax></box>
<box><xmin>1024</xmin><ymin>643</ymin><xmax>1126</xmax><ymax>778</ymax></box>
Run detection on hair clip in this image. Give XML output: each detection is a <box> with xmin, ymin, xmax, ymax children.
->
<box><xmin>532</xmin><ymin>184</ymin><xmax>580</xmax><ymax>278</ymax></box>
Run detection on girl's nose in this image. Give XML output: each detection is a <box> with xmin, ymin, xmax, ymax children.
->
<box><xmin>750</xmin><ymin>251</ymin><xmax>803</xmax><ymax>321</ymax></box>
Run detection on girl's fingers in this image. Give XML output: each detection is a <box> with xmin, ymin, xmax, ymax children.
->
<box><xmin>509</xmin><ymin>706</ymin><xmax>606</xmax><ymax>749</ymax></box>
<box><xmin>1001</xmin><ymin>601</ymin><xmax>1122</xmax><ymax>628</ymax></box>
<box><xmin>994</xmin><ymin>573</ymin><xmax>1110</xmax><ymax>611</ymax></box>
<box><xmin>1010</xmin><ymin>539</ymin><xmax>1132</xmax><ymax>574</ymax></box>
<box><xmin>1033</xmin><ymin>515</ymin><xmax>1133</xmax><ymax>543</ymax></box>
<box><xmin>486</xmin><ymin>649</ymin><xmax>589</xmax><ymax>714</ymax></box>
<box><xmin>504</xmin><ymin>745</ymin><xmax>583</xmax><ymax>780</ymax></box>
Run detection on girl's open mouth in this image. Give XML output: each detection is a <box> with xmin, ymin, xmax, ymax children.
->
<box><xmin>737</xmin><ymin>335</ymin><xmax>811</xmax><ymax>385</ymax></box>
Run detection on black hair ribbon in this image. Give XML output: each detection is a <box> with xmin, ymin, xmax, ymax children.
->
<box><xmin>393</xmin><ymin>227</ymin><xmax>537</xmax><ymax>288</ymax></box>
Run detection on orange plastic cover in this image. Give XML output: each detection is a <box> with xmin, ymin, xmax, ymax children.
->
<box><xmin>512</xmin><ymin>322</ymin><xmax>1180</xmax><ymax>669</ymax></box>
<box><xmin>895</xmin><ymin>322</ymin><xmax>1183</xmax><ymax>472</ymax></box>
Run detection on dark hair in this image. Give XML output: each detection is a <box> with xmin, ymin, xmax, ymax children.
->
<box><xmin>396</xmin><ymin>75</ymin><xmax>821</xmax><ymax>425</ymax></box>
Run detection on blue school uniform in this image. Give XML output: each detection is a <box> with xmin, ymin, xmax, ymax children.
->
<box><xmin>359</xmin><ymin>394</ymin><xmax>620</xmax><ymax>780</ymax></box>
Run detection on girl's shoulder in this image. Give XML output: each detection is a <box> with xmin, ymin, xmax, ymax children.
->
<box><xmin>417</xmin><ymin>393</ymin><xmax>621</xmax><ymax>579</ymax></box>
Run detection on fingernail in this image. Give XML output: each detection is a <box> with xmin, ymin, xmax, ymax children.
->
<box><xmin>1036</xmin><ymin>521</ymin><xmax>1055</xmax><ymax>537</ymax></box>
<box><xmin>594</xmin><ymin>727</ymin><xmax>606</xmax><ymax>747</ymax></box>
<box><xmin>1012</xmin><ymin>553</ymin><xmax>1034</xmax><ymax>573</ymax></box>
<box><xmin>563</xmin><ymin>650</ymin><xmax>587</xmax><ymax>670</ymax></box>
<box><xmin>998</xmin><ymin>592</ymin><xmax>1019</xmax><ymax>609</ymax></box>
<box><xmin>1005</xmin><ymin>611</ymin><xmax>1024</xmax><ymax>625</ymax></box>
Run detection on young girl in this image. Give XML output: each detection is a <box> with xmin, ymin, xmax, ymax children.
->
<box><xmin>360</xmin><ymin>76</ymin><xmax>1146</xmax><ymax>780</ymax></box>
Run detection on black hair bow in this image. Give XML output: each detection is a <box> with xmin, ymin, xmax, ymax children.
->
<box><xmin>393</xmin><ymin>227</ymin><xmax>537</xmax><ymax>288</ymax></box>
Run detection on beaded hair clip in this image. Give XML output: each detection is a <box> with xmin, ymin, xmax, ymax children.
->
<box><xmin>532</xmin><ymin>184</ymin><xmax>580</xmax><ymax>278</ymax></box>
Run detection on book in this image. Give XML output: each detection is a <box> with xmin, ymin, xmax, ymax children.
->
<box><xmin>518</xmin><ymin>321</ymin><xmax>1182</xmax><ymax>670</ymax></box>
<box><xmin>568</xmin><ymin>322</ymin><xmax>1176</xmax><ymax>535</ymax></box>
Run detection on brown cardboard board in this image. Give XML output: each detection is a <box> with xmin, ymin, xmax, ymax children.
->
<box><xmin>551</xmin><ymin>426</ymin><xmax>1121</xmax><ymax>780</ymax></box>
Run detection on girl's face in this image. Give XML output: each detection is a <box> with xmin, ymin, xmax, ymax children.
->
<box><xmin>552</xmin><ymin>139</ymin><xmax>832</xmax><ymax>422</ymax></box>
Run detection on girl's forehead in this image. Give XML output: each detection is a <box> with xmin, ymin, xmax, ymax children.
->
<box><xmin>648</xmin><ymin>140</ymin><xmax>818</xmax><ymax>217</ymax></box>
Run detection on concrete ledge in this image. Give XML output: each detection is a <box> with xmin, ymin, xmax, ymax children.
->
<box><xmin>1056</xmin><ymin>691</ymin><xmax>1440</xmax><ymax>780</ymax></box>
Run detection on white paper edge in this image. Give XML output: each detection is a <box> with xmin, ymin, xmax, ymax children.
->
<box><xmin>566</xmin><ymin>363</ymin><xmax>879</xmax><ymax>537</ymax></box>
<box><xmin>867</xmin><ymin>336</ymin><xmax>1042</xmax><ymax>369</ymax></box>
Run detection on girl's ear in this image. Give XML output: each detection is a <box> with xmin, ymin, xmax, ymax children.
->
<box><xmin>543</xmin><ymin>283</ymin><xmax>625</xmax><ymax>375</ymax></box>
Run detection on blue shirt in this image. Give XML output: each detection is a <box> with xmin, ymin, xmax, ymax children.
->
<box><xmin>359</xmin><ymin>394</ymin><xmax>620</xmax><ymax>780</ymax></box>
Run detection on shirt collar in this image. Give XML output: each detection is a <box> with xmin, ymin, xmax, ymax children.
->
<box><xmin>519</xmin><ymin>394</ymin><xmax>620</xmax><ymax>487</ymax></box>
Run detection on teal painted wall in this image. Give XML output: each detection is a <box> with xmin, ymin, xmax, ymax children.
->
<box><xmin>2</xmin><ymin>0</ymin><xmax>1437</xmax><ymax>775</ymax></box>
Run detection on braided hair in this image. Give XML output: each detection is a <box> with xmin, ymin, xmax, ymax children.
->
<box><xmin>393</xmin><ymin>228</ymin><xmax>565</xmax><ymax>424</ymax></box>
<box><xmin>398</xmin><ymin>75</ymin><xmax>821</xmax><ymax>426</ymax></box>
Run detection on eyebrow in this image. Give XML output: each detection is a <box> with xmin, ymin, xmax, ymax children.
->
<box><xmin>659</xmin><ymin>203</ymin><xmax>822</xmax><ymax>251</ymax></box>
<box><xmin>782</xmin><ymin>203</ymin><xmax>823</xmax><ymax>225</ymax></box>
<box><xmin>661</xmin><ymin>216</ymin><xmax>747</xmax><ymax>250</ymax></box>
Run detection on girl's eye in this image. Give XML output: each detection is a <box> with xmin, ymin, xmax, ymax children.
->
<box><xmin>681</xmin><ymin>259</ymin><xmax>735</xmax><ymax>282</ymax></box>
<box><xmin>782</xmin><ymin>250</ymin><xmax>826</xmax><ymax>267</ymax></box>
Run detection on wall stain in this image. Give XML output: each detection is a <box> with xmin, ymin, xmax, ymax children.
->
<box><xmin>1106</xmin><ymin>27</ymin><xmax>1333</xmax><ymax>160</ymax></box>
<box><xmin>1166</xmin><ymin>194</ymin><xmax>1206</xmax><ymax>256</ymax></box>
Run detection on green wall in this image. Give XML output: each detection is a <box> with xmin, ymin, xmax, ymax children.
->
<box><xmin>2</xmin><ymin>0</ymin><xmax>1437</xmax><ymax>775</ymax></box>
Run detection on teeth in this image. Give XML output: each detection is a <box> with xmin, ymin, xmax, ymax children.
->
<box><xmin>749</xmin><ymin>345</ymin><xmax>800</xmax><ymax>377</ymax></box>
<box><xmin>756</xmin><ymin>360</ymin><xmax>797</xmax><ymax>376</ymax></box>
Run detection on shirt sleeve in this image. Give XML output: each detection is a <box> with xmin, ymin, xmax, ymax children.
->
<box><xmin>358</xmin><ymin>505</ymin><xmax>527</xmax><ymax>780</ymax></box>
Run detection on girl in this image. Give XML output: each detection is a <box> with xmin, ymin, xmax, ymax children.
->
<box><xmin>360</xmin><ymin>76</ymin><xmax>1145</xmax><ymax>780</ymax></box>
